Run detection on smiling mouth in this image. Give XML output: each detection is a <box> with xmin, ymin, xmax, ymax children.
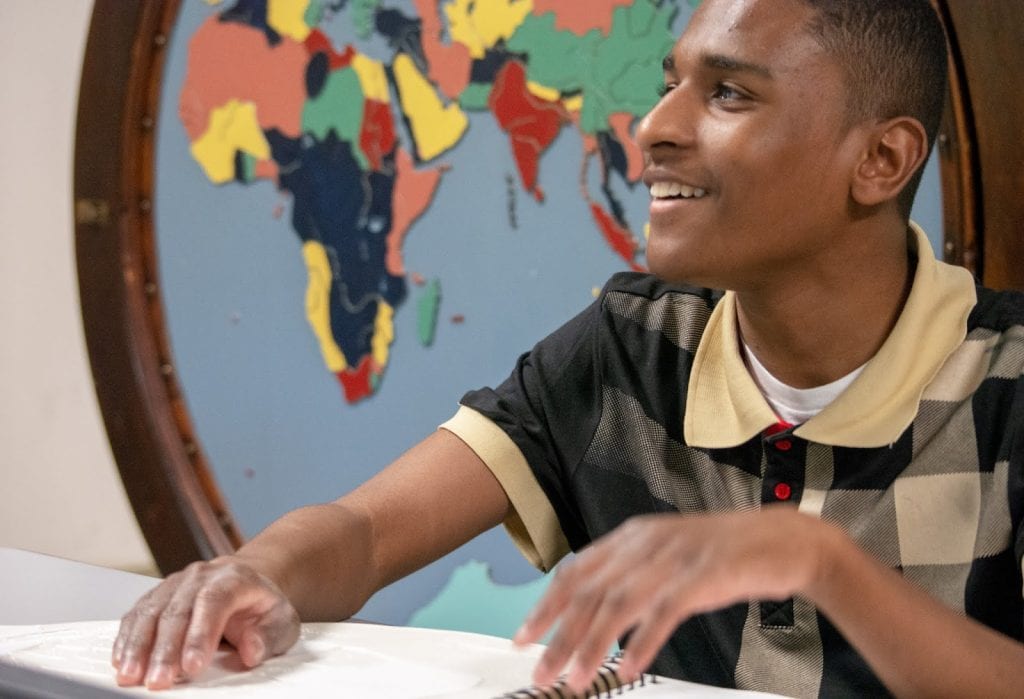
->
<box><xmin>649</xmin><ymin>182</ymin><xmax>708</xmax><ymax>200</ymax></box>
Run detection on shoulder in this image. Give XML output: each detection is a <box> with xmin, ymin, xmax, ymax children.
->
<box><xmin>596</xmin><ymin>273</ymin><xmax>720</xmax><ymax>354</ymax></box>
<box><xmin>969</xmin><ymin>285</ymin><xmax>1024</xmax><ymax>333</ymax></box>
<box><xmin>601</xmin><ymin>271</ymin><xmax>718</xmax><ymax>305</ymax></box>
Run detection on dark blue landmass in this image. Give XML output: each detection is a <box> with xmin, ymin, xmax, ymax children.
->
<box><xmin>596</xmin><ymin>130</ymin><xmax>633</xmax><ymax>226</ymax></box>
<box><xmin>375</xmin><ymin>6</ymin><xmax>427</xmax><ymax>73</ymax></box>
<box><xmin>305</xmin><ymin>51</ymin><xmax>330</xmax><ymax>99</ymax></box>
<box><xmin>596</xmin><ymin>130</ymin><xmax>629</xmax><ymax>182</ymax></box>
<box><xmin>470</xmin><ymin>43</ymin><xmax>528</xmax><ymax>84</ymax></box>
<box><xmin>219</xmin><ymin>0</ymin><xmax>282</xmax><ymax>46</ymax></box>
<box><xmin>265</xmin><ymin>128</ymin><xmax>407</xmax><ymax>366</ymax></box>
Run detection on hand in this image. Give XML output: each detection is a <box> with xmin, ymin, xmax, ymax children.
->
<box><xmin>513</xmin><ymin>507</ymin><xmax>837</xmax><ymax>692</ymax></box>
<box><xmin>111</xmin><ymin>556</ymin><xmax>301</xmax><ymax>690</ymax></box>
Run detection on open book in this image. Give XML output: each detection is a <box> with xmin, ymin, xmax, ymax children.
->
<box><xmin>0</xmin><ymin>621</ymin><xmax>786</xmax><ymax>698</ymax></box>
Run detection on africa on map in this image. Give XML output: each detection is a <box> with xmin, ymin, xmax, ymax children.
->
<box><xmin>180</xmin><ymin>0</ymin><xmax>682</xmax><ymax>403</ymax></box>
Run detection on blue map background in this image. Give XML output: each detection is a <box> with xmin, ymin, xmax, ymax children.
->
<box><xmin>153</xmin><ymin>0</ymin><xmax>945</xmax><ymax>633</ymax></box>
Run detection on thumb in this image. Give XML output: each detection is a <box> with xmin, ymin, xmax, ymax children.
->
<box><xmin>225</xmin><ymin>603</ymin><xmax>300</xmax><ymax>668</ymax></box>
<box><xmin>237</xmin><ymin>628</ymin><xmax>267</xmax><ymax>668</ymax></box>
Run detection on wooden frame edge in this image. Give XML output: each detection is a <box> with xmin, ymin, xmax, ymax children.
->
<box><xmin>932</xmin><ymin>0</ymin><xmax>981</xmax><ymax>277</ymax></box>
<box><xmin>74</xmin><ymin>0</ymin><xmax>243</xmax><ymax>574</ymax></box>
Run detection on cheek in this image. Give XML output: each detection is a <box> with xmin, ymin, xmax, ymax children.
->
<box><xmin>722</xmin><ymin>130</ymin><xmax>840</xmax><ymax>214</ymax></box>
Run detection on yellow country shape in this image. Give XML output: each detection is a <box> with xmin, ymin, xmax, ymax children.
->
<box><xmin>351</xmin><ymin>53</ymin><xmax>390</xmax><ymax>103</ymax></box>
<box><xmin>393</xmin><ymin>54</ymin><xmax>468</xmax><ymax>161</ymax></box>
<box><xmin>267</xmin><ymin>0</ymin><xmax>313</xmax><ymax>42</ymax></box>
<box><xmin>372</xmin><ymin>301</ymin><xmax>395</xmax><ymax>368</ymax></box>
<box><xmin>444</xmin><ymin>0</ymin><xmax>534</xmax><ymax>59</ymax></box>
<box><xmin>302</xmin><ymin>241</ymin><xmax>349</xmax><ymax>372</ymax></box>
<box><xmin>562</xmin><ymin>93</ymin><xmax>584</xmax><ymax>113</ymax></box>
<box><xmin>526</xmin><ymin>80</ymin><xmax>560</xmax><ymax>102</ymax></box>
<box><xmin>190</xmin><ymin>100</ymin><xmax>271</xmax><ymax>184</ymax></box>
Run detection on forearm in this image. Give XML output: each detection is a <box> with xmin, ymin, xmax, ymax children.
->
<box><xmin>811</xmin><ymin>524</ymin><xmax>1024</xmax><ymax>697</ymax></box>
<box><xmin>232</xmin><ymin>500</ymin><xmax>377</xmax><ymax>622</ymax></box>
<box><xmin>228</xmin><ymin>428</ymin><xmax>510</xmax><ymax>623</ymax></box>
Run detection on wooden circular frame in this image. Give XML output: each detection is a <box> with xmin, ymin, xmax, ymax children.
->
<box><xmin>74</xmin><ymin>0</ymin><xmax>1024</xmax><ymax>575</ymax></box>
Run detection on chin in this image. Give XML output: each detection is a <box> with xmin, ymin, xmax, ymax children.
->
<box><xmin>647</xmin><ymin>247</ymin><xmax>700</xmax><ymax>286</ymax></box>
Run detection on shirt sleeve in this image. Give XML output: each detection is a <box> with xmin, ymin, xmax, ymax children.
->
<box><xmin>441</xmin><ymin>286</ymin><xmax>611</xmax><ymax>572</ymax></box>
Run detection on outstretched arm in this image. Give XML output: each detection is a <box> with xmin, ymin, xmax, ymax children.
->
<box><xmin>112</xmin><ymin>428</ymin><xmax>509</xmax><ymax>690</ymax></box>
<box><xmin>514</xmin><ymin>508</ymin><xmax>1024</xmax><ymax>697</ymax></box>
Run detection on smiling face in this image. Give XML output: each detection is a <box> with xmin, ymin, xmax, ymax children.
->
<box><xmin>637</xmin><ymin>0</ymin><xmax>867</xmax><ymax>290</ymax></box>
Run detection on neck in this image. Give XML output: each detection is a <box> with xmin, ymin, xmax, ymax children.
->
<box><xmin>734</xmin><ymin>219</ymin><xmax>913</xmax><ymax>389</ymax></box>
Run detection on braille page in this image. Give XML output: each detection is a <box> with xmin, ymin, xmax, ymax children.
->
<box><xmin>0</xmin><ymin>621</ymin><xmax>787</xmax><ymax>698</ymax></box>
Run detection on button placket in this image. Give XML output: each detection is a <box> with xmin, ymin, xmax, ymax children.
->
<box><xmin>757</xmin><ymin>429</ymin><xmax>805</xmax><ymax>631</ymax></box>
<box><xmin>761</xmin><ymin>429</ymin><xmax>804</xmax><ymax>505</ymax></box>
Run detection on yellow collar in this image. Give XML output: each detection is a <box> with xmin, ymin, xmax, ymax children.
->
<box><xmin>683</xmin><ymin>223</ymin><xmax>977</xmax><ymax>449</ymax></box>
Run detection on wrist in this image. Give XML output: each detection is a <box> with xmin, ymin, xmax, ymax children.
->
<box><xmin>231</xmin><ymin>548</ymin><xmax>294</xmax><ymax>598</ymax></box>
<box><xmin>801</xmin><ymin>517</ymin><xmax>853</xmax><ymax>605</ymax></box>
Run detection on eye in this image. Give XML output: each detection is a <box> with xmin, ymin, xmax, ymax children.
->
<box><xmin>656</xmin><ymin>82</ymin><xmax>677</xmax><ymax>98</ymax></box>
<box><xmin>711</xmin><ymin>82</ymin><xmax>746</xmax><ymax>101</ymax></box>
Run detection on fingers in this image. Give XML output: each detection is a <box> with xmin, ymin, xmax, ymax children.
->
<box><xmin>519</xmin><ymin>529</ymin><xmax>660</xmax><ymax>690</ymax></box>
<box><xmin>221</xmin><ymin>586</ymin><xmax>301</xmax><ymax>669</ymax></box>
<box><xmin>564</xmin><ymin>576</ymin><xmax>656</xmax><ymax>690</ymax></box>
<box><xmin>113</xmin><ymin>585</ymin><xmax>167</xmax><ymax>686</ymax></box>
<box><xmin>142</xmin><ymin>569</ymin><xmax>209</xmax><ymax>689</ymax></box>
<box><xmin>517</xmin><ymin>510</ymin><xmax>829</xmax><ymax>693</ymax></box>
<box><xmin>513</xmin><ymin>562</ymin><xmax>577</xmax><ymax>646</ymax></box>
<box><xmin>617</xmin><ymin>598</ymin><xmax>682</xmax><ymax>681</ymax></box>
<box><xmin>519</xmin><ymin>515</ymin><xmax>697</xmax><ymax>691</ymax></box>
<box><xmin>180</xmin><ymin>577</ymin><xmax>245</xmax><ymax>678</ymax></box>
<box><xmin>112</xmin><ymin>559</ymin><xmax>300</xmax><ymax>689</ymax></box>
<box><xmin>530</xmin><ymin>580</ymin><xmax>601</xmax><ymax>686</ymax></box>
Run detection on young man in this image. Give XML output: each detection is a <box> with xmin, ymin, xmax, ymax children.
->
<box><xmin>113</xmin><ymin>0</ymin><xmax>1024</xmax><ymax>695</ymax></box>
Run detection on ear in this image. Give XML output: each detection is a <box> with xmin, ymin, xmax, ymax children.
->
<box><xmin>849</xmin><ymin>117</ymin><xmax>928</xmax><ymax>208</ymax></box>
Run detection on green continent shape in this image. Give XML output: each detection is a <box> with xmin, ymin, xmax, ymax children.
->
<box><xmin>304</xmin><ymin>0</ymin><xmax>324</xmax><ymax>27</ymax></box>
<box><xmin>417</xmin><ymin>279</ymin><xmax>441</xmax><ymax>347</ymax></box>
<box><xmin>459</xmin><ymin>82</ymin><xmax>494</xmax><ymax>111</ymax></box>
<box><xmin>582</xmin><ymin>0</ymin><xmax>678</xmax><ymax>133</ymax></box>
<box><xmin>240</xmin><ymin>151</ymin><xmax>258</xmax><ymax>183</ymax></box>
<box><xmin>302</xmin><ymin>67</ymin><xmax>368</xmax><ymax>169</ymax></box>
<box><xmin>507</xmin><ymin>0</ymin><xmax>677</xmax><ymax>134</ymax></box>
<box><xmin>506</xmin><ymin>12</ymin><xmax>598</xmax><ymax>95</ymax></box>
<box><xmin>353</xmin><ymin>0</ymin><xmax>380</xmax><ymax>39</ymax></box>
<box><xmin>408</xmin><ymin>560</ymin><xmax>552</xmax><ymax>639</ymax></box>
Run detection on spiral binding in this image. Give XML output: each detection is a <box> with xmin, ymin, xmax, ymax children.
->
<box><xmin>497</xmin><ymin>652</ymin><xmax>660</xmax><ymax>698</ymax></box>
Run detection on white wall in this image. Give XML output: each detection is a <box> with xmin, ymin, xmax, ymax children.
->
<box><xmin>0</xmin><ymin>0</ymin><xmax>155</xmax><ymax>573</ymax></box>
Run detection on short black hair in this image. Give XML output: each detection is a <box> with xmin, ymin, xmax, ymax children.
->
<box><xmin>800</xmin><ymin>0</ymin><xmax>948</xmax><ymax>218</ymax></box>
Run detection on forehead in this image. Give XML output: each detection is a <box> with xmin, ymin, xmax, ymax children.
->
<box><xmin>672</xmin><ymin>0</ymin><xmax>828</xmax><ymax>77</ymax></box>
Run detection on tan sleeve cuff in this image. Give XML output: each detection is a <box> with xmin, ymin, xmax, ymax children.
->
<box><xmin>440</xmin><ymin>405</ymin><xmax>570</xmax><ymax>572</ymax></box>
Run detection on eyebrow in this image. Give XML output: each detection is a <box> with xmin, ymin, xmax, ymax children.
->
<box><xmin>662</xmin><ymin>53</ymin><xmax>773</xmax><ymax>80</ymax></box>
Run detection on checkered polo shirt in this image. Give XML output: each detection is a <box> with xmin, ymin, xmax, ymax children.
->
<box><xmin>442</xmin><ymin>227</ymin><xmax>1024</xmax><ymax>697</ymax></box>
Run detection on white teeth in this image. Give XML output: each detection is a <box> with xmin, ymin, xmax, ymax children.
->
<box><xmin>649</xmin><ymin>181</ymin><xmax>707</xmax><ymax>199</ymax></box>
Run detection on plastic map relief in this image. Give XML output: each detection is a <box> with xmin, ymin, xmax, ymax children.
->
<box><xmin>181</xmin><ymin>0</ymin><xmax>683</xmax><ymax>404</ymax></box>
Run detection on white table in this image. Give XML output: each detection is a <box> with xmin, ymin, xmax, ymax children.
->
<box><xmin>0</xmin><ymin>547</ymin><xmax>158</xmax><ymax>625</ymax></box>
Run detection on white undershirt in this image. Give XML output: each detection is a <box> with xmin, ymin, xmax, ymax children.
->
<box><xmin>742</xmin><ymin>341</ymin><xmax>866</xmax><ymax>426</ymax></box>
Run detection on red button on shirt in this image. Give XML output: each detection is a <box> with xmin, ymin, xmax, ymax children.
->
<box><xmin>774</xmin><ymin>482</ymin><xmax>792</xmax><ymax>501</ymax></box>
<box><xmin>774</xmin><ymin>439</ymin><xmax>793</xmax><ymax>451</ymax></box>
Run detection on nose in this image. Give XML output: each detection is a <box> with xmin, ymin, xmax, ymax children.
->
<box><xmin>635</xmin><ymin>85</ymin><xmax>696</xmax><ymax>157</ymax></box>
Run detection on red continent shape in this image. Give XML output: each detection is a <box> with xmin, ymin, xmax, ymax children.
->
<box><xmin>336</xmin><ymin>355</ymin><xmax>376</xmax><ymax>404</ymax></box>
<box><xmin>589</xmin><ymin>202</ymin><xmax>645</xmax><ymax>272</ymax></box>
<box><xmin>304</xmin><ymin>29</ymin><xmax>356</xmax><ymax>69</ymax></box>
<box><xmin>488</xmin><ymin>61</ymin><xmax>567</xmax><ymax>203</ymax></box>
<box><xmin>360</xmin><ymin>99</ymin><xmax>397</xmax><ymax>171</ymax></box>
